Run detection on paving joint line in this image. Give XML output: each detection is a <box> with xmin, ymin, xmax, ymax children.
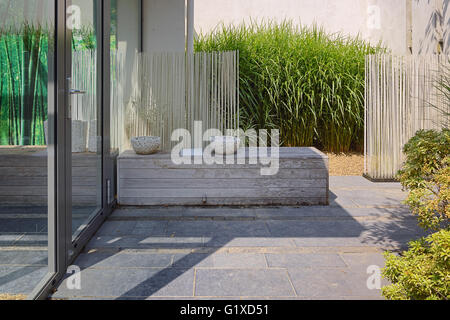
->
<box><xmin>0</xmin><ymin>246</ymin><xmax>47</xmax><ymax>251</ymax></box>
<box><xmin>108</xmin><ymin>214</ymin><xmax>413</xmax><ymax>222</ymax></box>
<box><xmin>83</xmin><ymin>246</ymin><xmax>385</xmax><ymax>255</ymax></box>
<box><xmin>285</xmin><ymin>269</ymin><xmax>299</xmax><ymax>297</ymax></box>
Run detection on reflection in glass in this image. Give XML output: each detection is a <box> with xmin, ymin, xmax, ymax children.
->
<box><xmin>108</xmin><ymin>0</ymin><xmax>140</xmax><ymax>203</ymax></box>
<box><xmin>0</xmin><ymin>0</ymin><xmax>53</xmax><ymax>298</ymax></box>
<box><xmin>70</xmin><ymin>0</ymin><xmax>102</xmax><ymax>239</ymax></box>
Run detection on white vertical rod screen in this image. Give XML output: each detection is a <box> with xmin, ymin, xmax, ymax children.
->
<box><xmin>121</xmin><ymin>50</ymin><xmax>239</xmax><ymax>152</ymax></box>
<box><xmin>365</xmin><ymin>54</ymin><xmax>449</xmax><ymax>180</ymax></box>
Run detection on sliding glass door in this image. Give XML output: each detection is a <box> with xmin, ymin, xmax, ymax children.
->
<box><xmin>0</xmin><ymin>0</ymin><xmax>112</xmax><ymax>299</ymax></box>
<box><xmin>64</xmin><ymin>0</ymin><xmax>113</xmax><ymax>269</ymax></box>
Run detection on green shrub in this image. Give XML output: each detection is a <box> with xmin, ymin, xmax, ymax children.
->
<box><xmin>382</xmin><ymin>229</ymin><xmax>450</xmax><ymax>300</ymax></box>
<box><xmin>195</xmin><ymin>21</ymin><xmax>385</xmax><ymax>152</ymax></box>
<box><xmin>398</xmin><ymin>129</ymin><xmax>450</xmax><ymax>231</ymax></box>
<box><xmin>383</xmin><ymin>129</ymin><xmax>450</xmax><ymax>300</ymax></box>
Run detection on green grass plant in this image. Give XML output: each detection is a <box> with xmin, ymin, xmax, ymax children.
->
<box><xmin>195</xmin><ymin>20</ymin><xmax>386</xmax><ymax>152</ymax></box>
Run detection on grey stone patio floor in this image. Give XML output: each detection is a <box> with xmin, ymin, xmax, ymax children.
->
<box><xmin>45</xmin><ymin>176</ymin><xmax>427</xmax><ymax>300</ymax></box>
<box><xmin>0</xmin><ymin>206</ymin><xmax>96</xmax><ymax>295</ymax></box>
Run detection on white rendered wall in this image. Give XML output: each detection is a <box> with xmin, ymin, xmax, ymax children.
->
<box><xmin>194</xmin><ymin>0</ymin><xmax>448</xmax><ymax>55</ymax></box>
<box><xmin>142</xmin><ymin>0</ymin><xmax>186</xmax><ymax>52</ymax></box>
<box><xmin>117</xmin><ymin>0</ymin><xmax>141</xmax><ymax>103</ymax></box>
<box><xmin>413</xmin><ymin>0</ymin><xmax>449</xmax><ymax>55</ymax></box>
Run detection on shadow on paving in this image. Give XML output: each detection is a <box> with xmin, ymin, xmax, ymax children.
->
<box><xmin>51</xmin><ymin>197</ymin><xmax>427</xmax><ymax>299</ymax></box>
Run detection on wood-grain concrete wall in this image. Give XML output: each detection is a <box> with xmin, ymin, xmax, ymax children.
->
<box><xmin>118</xmin><ymin>147</ymin><xmax>329</xmax><ymax>206</ymax></box>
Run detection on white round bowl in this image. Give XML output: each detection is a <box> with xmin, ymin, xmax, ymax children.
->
<box><xmin>131</xmin><ymin>136</ymin><xmax>161</xmax><ymax>155</ymax></box>
<box><xmin>210</xmin><ymin>136</ymin><xmax>241</xmax><ymax>155</ymax></box>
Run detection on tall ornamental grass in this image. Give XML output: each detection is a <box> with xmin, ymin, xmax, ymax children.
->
<box><xmin>195</xmin><ymin>21</ymin><xmax>386</xmax><ymax>152</ymax></box>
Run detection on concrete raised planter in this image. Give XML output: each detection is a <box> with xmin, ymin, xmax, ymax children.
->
<box><xmin>117</xmin><ymin>147</ymin><xmax>329</xmax><ymax>206</ymax></box>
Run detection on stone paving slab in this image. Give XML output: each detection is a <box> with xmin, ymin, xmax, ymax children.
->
<box><xmin>253</xmin><ymin>206</ymin><xmax>411</xmax><ymax>219</ymax></box>
<box><xmin>0</xmin><ymin>234</ymin><xmax>23</xmax><ymax>246</ymax></box>
<box><xmin>95</xmin><ymin>221</ymin><xmax>137</xmax><ymax>237</ymax></box>
<box><xmin>173</xmin><ymin>253</ymin><xmax>268</xmax><ymax>269</ymax></box>
<box><xmin>0</xmin><ymin>206</ymin><xmax>48</xmax><ymax>214</ymax></box>
<box><xmin>329</xmin><ymin>176</ymin><xmax>402</xmax><ymax>189</ymax></box>
<box><xmin>203</xmin><ymin>236</ymin><xmax>296</xmax><ymax>248</ymax></box>
<box><xmin>265</xmin><ymin>220</ymin><xmax>366</xmax><ymax>238</ymax></box>
<box><xmin>53</xmin><ymin>268</ymin><xmax>195</xmax><ymax>299</ymax></box>
<box><xmin>166</xmin><ymin>221</ymin><xmax>271</xmax><ymax>237</ymax></box>
<box><xmin>291</xmin><ymin>237</ymin><xmax>376</xmax><ymax>247</ymax></box>
<box><xmin>340</xmin><ymin>253</ymin><xmax>387</xmax><ymax>271</ymax></box>
<box><xmin>287</xmin><ymin>267</ymin><xmax>384</xmax><ymax>299</ymax></box>
<box><xmin>12</xmin><ymin>234</ymin><xmax>48</xmax><ymax>247</ymax></box>
<box><xmin>86</xmin><ymin>236</ymin><xmax>205</xmax><ymax>250</ymax></box>
<box><xmin>265</xmin><ymin>253</ymin><xmax>346</xmax><ymax>268</ymax></box>
<box><xmin>182</xmin><ymin>207</ymin><xmax>258</xmax><ymax>218</ymax></box>
<box><xmin>0</xmin><ymin>219</ymin><xmax>46</xmax><ymax>233</ymax></box>
<box><xmin>110</xmin><ymin>207</ymin><xmax>189</xmax><ymax>219</ymax></box>
<box><xmin>0</xmin><ymin>250</ymin><xmax>47</xmax><ymax>266</ymax></box>
<box><xmin>76</xmin><ymin>252</ymin><xmax>173</xmax><ymax>269</ymax></box>
<box><xmin>130</xmin><ymin>221</ymin><xmax>168</xmax><ymax>236</ymax></box>
<box><xmin>194</xmin><ymin>269</ymin><xmax>295</xmax><ymax>297</ymax></box>
<box><xmin>0</xmin><ymin>266</ymin><xmax>47</xmax><ymax>294</ymax></box>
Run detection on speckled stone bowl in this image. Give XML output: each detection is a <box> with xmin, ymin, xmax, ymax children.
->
<box><xmin>131</xmin><ymin>136</ymin><xmax>161</xmax><ymax>155</ymax></box>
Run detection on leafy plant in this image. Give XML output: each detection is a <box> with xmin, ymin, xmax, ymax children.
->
<box><xmin>72</xmin><ymin>25</ymin><xmax>96</xmax><ymax>51</ymax></box>
<box><xmin>195</xmin><ymin>20</ymin><xmax>386</xmax><ymax>152</ymax></box>
<box><xmin>382</xmin><ymin>229</ymin><xmax>450</xmax><ymax>300</ymax></box>
<box><xmin>398</xmin><ymin>129</ymin><xmax>450</xmax><ymax>231</ymax></box>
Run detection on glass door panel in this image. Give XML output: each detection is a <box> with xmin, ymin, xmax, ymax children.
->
<box><xmin>68</xmin><ymin>0</ymin><xmax>102</xmax><ymax>239</ymax></box>
<box><xmin>0</xmin><ymin>0</ymin><xmax>55</xmax><ymax>298</ymax></box>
